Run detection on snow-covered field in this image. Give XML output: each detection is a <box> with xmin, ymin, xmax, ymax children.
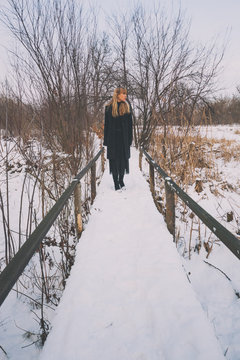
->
<box><xmin>0</xmin><ymin>125</ymin><xmax>240</xmax><ymax>359</ymax></box>
<box><xmin>199</xmin><ymin>124</ymin><xmax>240</xmax><ymax>142</ymax></box>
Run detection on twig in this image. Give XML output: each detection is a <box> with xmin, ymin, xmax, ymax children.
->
<box><xmin>21</xmin><ymin>340</ymin><xmax>39</xmax><ymax>349</ymax></box>
<box><xmin>203</xmin><ymin>260</ymin><xmax>231</xmax><ymax>281</ymax></box>
<box><xmin>0</xmin><ymin>345</ymin><xmax>8</xmax><ymax>356</ymax></box>
<box><xmin>11</xmin><ymin>288</ymin><xmax>55</xmax><ymax>311</ymax></box>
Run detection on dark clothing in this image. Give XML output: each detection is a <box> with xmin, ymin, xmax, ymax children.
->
<box><xmin>103</xmin><ymin>102</ymin><xmax>133</xmax><ymax>175</ymax></box>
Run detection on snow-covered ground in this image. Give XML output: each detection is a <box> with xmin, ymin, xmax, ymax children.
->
<box><xmin>0</xmin><ymin>136</ymin><xmax>101</xmax><ymax>360</ymax></box>
<box><xmin>39</xmin><ymin>148</ymin><xmax>225</xmax><ymax>360</ymax></box>
<box><xmin>147</xmin><ymin>124</ymin><xmax>240</xmax><ymax>358</ymax></box>
<box><xmin>198</xmin><ymin>124</ymin><xmax>240</xmax><ymax>142</ymax></box>
<box><xmin>179</xmin><ymin>125</ymin><xmax>240</xmax><ymax>359</ymax></box>
<box><xmin>1</xmin><ymin>125</ymin><xmax>240</xmax><ymax>359</ymax></box>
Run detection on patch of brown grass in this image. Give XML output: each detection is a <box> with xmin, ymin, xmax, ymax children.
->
<box><xmin>150</xmin><ymin>127</ymin><xmax>239</xmax><ymax>188</ymax></box>
<box><xmin>211</xmin><ymin>138</ymin><xmax>240</xmax><ymax>162</ymax></box>
<box><xmin>150</xmin><ymin>128</ymin><xmax>213</xmax><ymax>186</ymax></box>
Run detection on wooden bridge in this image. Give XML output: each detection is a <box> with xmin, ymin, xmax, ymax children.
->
<box><xmin>0</xmin><ymin>147</ymin><xmax>239</xmax><ymax>359</ymax></box>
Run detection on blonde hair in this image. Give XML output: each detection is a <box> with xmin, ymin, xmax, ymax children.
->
<box><xmin>107</xmin><ymin>87</ymin><xmax>130</xmax><ymax>117</ymax></box>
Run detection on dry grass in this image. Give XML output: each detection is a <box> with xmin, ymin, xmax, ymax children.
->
<box><xmin>150</xmin><ymin>127</ymin><xmax>240</xmax><ymax>188</ymax></box>
<box><xmin>151</xmin><ymin>128</ymin><xmax>213</xmax><ymax>187</ymax></box>
<box><xmin>210</xmin><ymin>138</ymin><xmax>240</xmax><ymax>162</ymax></box>
<box><xmin>148</xmin><ymin>126</ymin><xmax>240</xmax><ymax>258</ymax></box>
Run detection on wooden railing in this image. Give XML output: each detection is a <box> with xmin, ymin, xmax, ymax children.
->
<box><xmin>0</xmin><ymin>148</ymin><xmax>104</xmax><ymax>306</ymax></box>
<box><xmin>2</xmin><ymin>145</ymin><xmax>239</xmax><ymax>308</ymax></box>
<box><xmin>140</xmin><ymin>148</ymin><xmax>240</xmax><ymax>260</ymax></box>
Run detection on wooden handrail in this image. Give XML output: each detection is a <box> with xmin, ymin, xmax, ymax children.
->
<box><xmin>0</xmin><ymin>147</ymin><xmax>104</xmax><ymax>307</ymax></box>
<box><xmin>141</xmin><ymin>148</ymin><xmax>240</xmax><ymax>260</ymax></box>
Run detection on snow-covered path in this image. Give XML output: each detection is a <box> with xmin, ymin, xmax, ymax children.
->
<box><xmin>40</xmin><ymin>148</ymin><xmax>225</xmax><ymax>360</ymax></box>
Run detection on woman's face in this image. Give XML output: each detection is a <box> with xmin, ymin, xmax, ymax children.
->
<box><xmin>118</xmin><ymin>92</ymin><xmax>127</xmax><ymax>102</ymax></box>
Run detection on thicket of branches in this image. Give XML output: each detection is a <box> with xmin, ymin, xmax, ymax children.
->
<box><xmin>203</xmin><ymin>95</ymin><xmax>240</xmax><ymax>124</ymax></box>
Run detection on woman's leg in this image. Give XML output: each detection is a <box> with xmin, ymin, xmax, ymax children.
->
<box><xmin>119</xmin><ymin>158</ymin><xmax>128</xmax><ymax>188</ymax></box>
<box><xmin>112</xmin><ymin>173</ymin><xmax>120</xmax><ymax>190</ymax></box>
<box><xmin>110</xmin><ymin>159</ymin><xmax>120</xmax><ymax>190</ymax></box>
<box><xmin>119</xmin><ymin>173</ymin><xmax>125</xmax><ymax>188</ymax></box>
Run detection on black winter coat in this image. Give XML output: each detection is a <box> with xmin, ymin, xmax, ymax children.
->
<box><xmin>103</xmin><ymin>103</ymin><xmax>133</xmax><ymax>160</ymax></box>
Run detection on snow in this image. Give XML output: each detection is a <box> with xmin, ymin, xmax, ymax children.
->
<box><xmin>198</xmin><ymin>124</ymin><xmax>240</xmax><ymax>142</ymax></box>
<box><xmin>0</xmin><ymin>138</ymin><xmax>73</xmax><ymax>359</ymax></box>
<box><xmin>0</xmin><ymin>291</ymin><xmax>41</xmax><ymax>360</ymax></box>
<box><xmin>183</xmin><ymin>252</ymin><xmax>240</xmax><ymax>359</ymax></box>
<box><xmin>1</xmin><ymin>125</ymin><xmax>240</xmax><ymax>359</ymax></box>
<box><xmin>39</xmin><ymin>148</ymin><xmax>225</xmax><ymax>360</ymax></box>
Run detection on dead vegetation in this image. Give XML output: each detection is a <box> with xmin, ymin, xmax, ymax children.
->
<box><xmin>147</xmin><ymin>125</ymin><xmax>240</xmax><ymax>259</ymax></box>
<box><xmin>150</xmin><ymin>126</ymin><xmax>240</xmax><ymax>188</ymax></box>
<box><xmin>150</xmin><ymin>128</ymin><xmax>214</xmax><ymax>185</ymax></box>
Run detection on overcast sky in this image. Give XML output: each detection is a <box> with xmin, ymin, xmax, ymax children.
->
<box><xmin>0</xmin><ymin>0</ymin><xmax>239</xmax><ymax>96</ymax></box>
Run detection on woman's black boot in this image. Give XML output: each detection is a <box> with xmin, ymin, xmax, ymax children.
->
<box><xmin>112</xmin><ymin>173</ymin><xmax>120</xmax><ymax>191</ymax></box>
<box><xmin>119</xmin><ymin>174</ymin><xmax>125</xmax><ymax>188</ymax></box>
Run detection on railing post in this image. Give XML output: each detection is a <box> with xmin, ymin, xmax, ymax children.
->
<box><xmin>149</xmin><ymin>161</ymin><xmax>155</xmax><ymax>195</ymax></box>
<box><xmin>139</xmin><ymin>150</ymin><xmax>143</xmax><ymax>171</ymax></box>
<box><xmin>165</xmin><ymin>180</ymin><xmax>175</xmax><ymax>240</ymax></box>
<box><xmin>101</xmin><ymin>147</ymin><xmax>105</xmax><ymax>173</ymax></box>
<box><xmin>91</xmin><ymin>162</ymin><xmax>96</xmax><ymax>204</ymax></box>
<box><xmin>74</xmin><ymin>182</ymin><xmax>83</xmax><ymax>239</ymax></box>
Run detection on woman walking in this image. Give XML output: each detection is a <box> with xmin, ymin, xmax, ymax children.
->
<box><xmin>103</xmin><ymin>87</ymin><xmax>133</xmax><ymax>191</ymax></box>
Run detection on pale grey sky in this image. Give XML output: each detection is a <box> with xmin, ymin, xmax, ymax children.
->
<box><xmin>178</xmin><ymin>0</ymin><xmax>240</xmax><ymax>96</ymax></box>
<box><xmin>0</xmin><ymin>0</ymin><xmax>239</xmax><ymax>96</ymax></box>
<box><xmin>100</xmin><ymin>0</ymin><xmax>240</xmax><ymax>96</ymax></box>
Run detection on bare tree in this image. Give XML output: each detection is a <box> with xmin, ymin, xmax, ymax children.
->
<box><xmin>108</xmin><ymin>4</ymin><xmax>224</xmax><ymax>152</ymax></box>
<box><xmin>1</xmin><ymin>0</ymin><xmax>114</xmax><ymax>171</ymax></box>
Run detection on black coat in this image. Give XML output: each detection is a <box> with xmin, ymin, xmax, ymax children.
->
<box><xmin>103</xmin><ymin>104</ymin><xmax>133</xmax><ymax>160</ymax></box>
